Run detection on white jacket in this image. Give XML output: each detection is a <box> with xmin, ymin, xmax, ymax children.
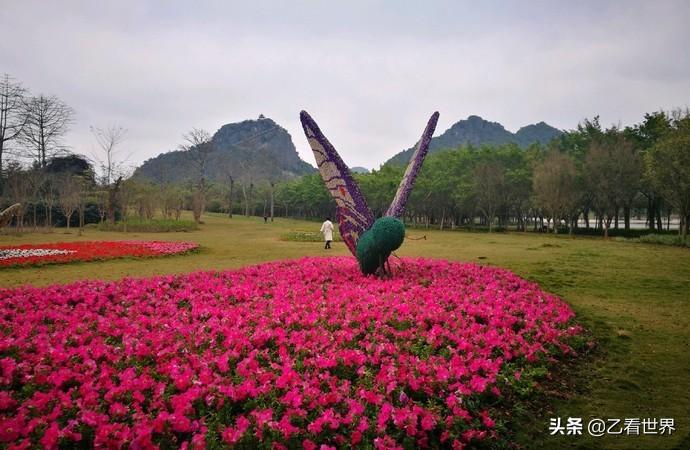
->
<box><xmin>320</xmin><ymin>220</ymin><xmax>334</xmax><ymax>241</ymax></box>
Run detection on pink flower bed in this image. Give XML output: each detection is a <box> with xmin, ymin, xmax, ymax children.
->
<box><xmin>0</xmin><ymin>257</ymin><xmax>582</xmax><ymax>449</ymax></box>
<box><xmin>0</xmin><ymin>241</ymin><xmax>198</xmax><ymax>268</ymax></box>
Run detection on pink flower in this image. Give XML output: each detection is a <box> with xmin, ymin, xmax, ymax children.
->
<box><xmin>170</xmin><ymin>413</ymin><xmax>192</xmax><ymax>433</ymax></box>
<box><xmin>251</xmin><ymin>408</ymin><xmax>274</xmax><ymax>428</ymax></box>
<box><xmin>275</xmin><ymin>414</ymin><xmax>299</xmax><ymax>439</ymax></box>
<box><xmin>377</xmin><ymin>403</ymin><xmax>393</xmax><ymax>432</ymax></box>
<box><xmin>222</xmin><ymin>416</ymin><xmax>250</xmax><ymax>444</ymax></box>
<box><xmin>0</xmin><ymin>391</ymin><xmax>17</xmax><ymax>411</ymax></box>
<box><xmin>302</xmin><ymin>440</ymin><xmax>317</xmax><ymax>450</ymax></box>
<box><xmin>0</xmin><ymin>256</ymin><xmax>581</xmax><ymax>447</ymax></box>
<box><xmin>109</xmin><ymin>402</ymin><xmax>127</xmax><ymax>417</ymax></box>
<box><xmin>421</xmin><ymin>414</ymin><xmax>436</xmax><ymax>431</ymax></box>
<box><xmin>39</xmin><ymin>422</ymin><xmax>60</xmax><ymax>449</ymax></box>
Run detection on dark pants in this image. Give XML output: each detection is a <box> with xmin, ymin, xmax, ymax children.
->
<box><xmin>325</xmin><ymin>240</ymin><xmax>331</xmax><ymax>249</ymax></box>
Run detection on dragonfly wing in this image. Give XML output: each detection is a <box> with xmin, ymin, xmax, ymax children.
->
<box><xmin>386</xmin><ymin>112</ymin><xmax>439</xmax><ymax>218</ymax></box>
<box><xmin>300</xmin><ymin>111</ymin><xmax>374</xmax><ymax>256</ymax></box>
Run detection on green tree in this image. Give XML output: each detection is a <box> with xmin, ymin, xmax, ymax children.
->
<box><xmin>585</xmin><ymin>140</ymin><xmax>619</xmax><ymax>238</ymax></box>
<box><xmin>472</xmin><ymin>160</ymin><xmax>505</xmax><ymax>232</ymax></box>
<box><xmin>557</xmin><ymin>117</ymin><xmax>604</xmax><ymax>229</ymax></box>
<box><xmin>625</xmin><ymin>111</ymin><xmax>672</xmax><ymax>230</ymax></box>
<box><xmin>645</xmin><ymin>127</ymin><xmax>690</xmax><ymax>245</ymax></box>
<box><xmin>357</xmin><ymin>165</ymin><xmax>402</xmax><ymax>218</ymax></box>
<box><xmin>582</xmin><ymin>130</ymin><xmax>642</xmax><ymax>237</ymax></box>
<box><xmin>533</xmin><ymin>151</ymin><xmax>578</xmax><ymax>234</ymax></box>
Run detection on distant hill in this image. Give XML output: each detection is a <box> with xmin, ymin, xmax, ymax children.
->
<box><xmin>134</xmin><ymin>117</ymin><xmax>315</xmax><ymax>184</ymax></box>
<box><xmin>514</xmin><ymin>122</ymin><xmax>563</xmax><ymax>147</ymax></box>
<box><xmin>385</xmin><ymin>115</ymin><xmax>561</xmax><ymax>166</ymax></box>
<box><xmin>351</xmin><ymin>166</ymin><xmax>370</xmax><ymax>174</ymax></box>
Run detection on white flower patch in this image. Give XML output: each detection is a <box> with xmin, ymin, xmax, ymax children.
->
<box><xmin>0</xmin><ymin>248</ymin><xmax>76</xmax><ymax>260</ymax></box>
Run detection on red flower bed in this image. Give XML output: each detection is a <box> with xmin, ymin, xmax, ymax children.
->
<box><xmin>0</xmin><ymin>241</ymin><xmax>198</xmax><ymax>268</ymax></box>
<box><xmin>0</xmin><ymin>257</ymin><xmax>583</xmax><ymax>449</ymax></box>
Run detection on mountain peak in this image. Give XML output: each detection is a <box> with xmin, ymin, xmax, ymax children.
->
<box><xmin>514</xmin><ymin>122</ymin><xmax>562</xmax><ymax>147</ymax></box>
<box><xmin>385</xmin><ymin>115</ymin><xmax>561</xmax><ymax>166</ymax></box>
<box><xmin>134</xmin><ymin>117</ymin><xmax>314</xmax><ymax>183</ymax></box>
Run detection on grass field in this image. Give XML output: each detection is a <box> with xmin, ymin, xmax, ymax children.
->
<box><xmin>1</xmin><ymin>213</ymin><xmax>688</xmax><ymax>449</ymax></box>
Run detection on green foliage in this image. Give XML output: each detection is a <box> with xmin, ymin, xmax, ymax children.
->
<box><xmin>644</xmin><ymin>125</ymin><xmax>690</xmax><ymax>244</ymax></box>
<box><xmin>97</xmin><ymin>218</ymin><xmax>198</xmax><ymax>232</ymax></box>
<box><xmin>355</xmin><ymin>165</ymin><xmax>404</xmax><ymax>217</ymax></box>
<box><xmin>263</xmin><ymin>109</ymin><xmax>688</xmax><ymax>243</ymax></box>
<box><xmin>624</xmin><ymin>111</ymin><xmax>673</xmax><ymax>150</ymax></box>
<box><xmin>637</xmin><ymin>233</ymin><xmax>686</xmax><ymax>246</ymax></box>
<box><xmin>274</xmin><ymin>173</ymin><xmax>333</xmax><ymax>219</ymax></box>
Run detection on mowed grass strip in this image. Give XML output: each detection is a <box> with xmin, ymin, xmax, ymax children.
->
<box><xmin>1</xmin><ymin>212</ymin><xmax>688</xmax><ymax>449</ymax></box>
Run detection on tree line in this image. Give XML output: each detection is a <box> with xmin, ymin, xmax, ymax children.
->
<box><xmin>0</xmin><ymin>73</ymin><xmax>189</xmax><ymax>230</ymax></box>
<box><xmin>1</xmin><ymin>72</ymin><xmax>688</xmax><ymax>245</ymax></box>
<box><xmin>272</xmin><ymin>111</ymin><xmax>690</xmax><ymax>244</ymax></box>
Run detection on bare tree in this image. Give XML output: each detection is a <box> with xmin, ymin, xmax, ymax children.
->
<box><xmin>269</xmin><ymin>180</ymin><xmax>275</xmax><ymax>222</ymax></box>
<box><xmin>118</xmin><ymin>178</ymin><xmax>134</xmax><ymax>232</ymax></box>
<box><xmin>235</xmin><ymin>159</ymin><xmax>254</xmax><ymax>217</ymax></box>
<box><xmin>533</xmin><ymin>151</ymin><xmax>579</xmax><ymax>234</ymax></box>
<box><xmin>91</xmin><ymin>125</ymin><xmax>127</xmax><ymax>224</ymax></box>
<box><xmin>0</xmin><ymin>74</ymin><xmax>28</xmax><ymax>192</ymax></box>
<box><xmin>179</xmin><ymin>128</ymin><xmax>212</xmax><ymax>223</ymax></box>
<box><xmin>227</xmin><ymin>176</ymin><xmax>235</xmax><ymax>218</ymax></box>
<box><xmin>25</xmin><ymin>169</ymin><xmax>44</xmax><ymax>228</ymax></box>
<box><xmin>0</xmin><ymin>203</ymin><xmax>21</xmax><ymax>229</ymax></box>
<box><xmin>4</xmin><ymin>161</ymin><xmax>30</xmax><ymax>229</ymax></box>
<box><xmin>39</xmin><ymin>173</ymin><xmax>57</xmax><ymax>228</ymax></box>
<box><xmin>585</xmin><ymin>134</ymin><xmax>640</xmax><ymax>238</ymax></box>
<box><xmin>94</xmin><ymin>189</ymin><xmax>107</xmax><ymax>223</ymax></box>
<box><xmin>222</xmin><ymin>160</ymin><xmax>236</xmax><ymax>219</ymax></box>
<box><xmin>161</xmin><ymin>184</ymin><xmax>184</xmax><ymax>220</ymax></box>
<box><xmin>240</xmin><ymin>180</ymin><xmax>255</xmax><ymax>217</ymax></box>
<box><xmin>21</xmin><ymin>94</ymin><xmax>74</xmax><ymax>168</ymax></box>
<box><xmin>472</xmin><ymin>161</ymin><xmax>505</xmax><ymax>232</ymax></box>
<box><xmin>610</xmin><ymin>137</ymin><xmax>642</xmax><ymax>231</ymax></box>
<box><xmin>76</xmin><ymin>176</ymin><xmax>88</xmax><ymax>233</ymax></box>
<box><xmin>127</xmin><ymin>180</ymin><xmax>157</xmax><ymax>219</ymax></box>
<box><xmin>91</xmin><ymin>125</ymin><xmax>127</xmax><ymax>185</ymax></box>
<box><xmin>57</xmin><ymin>174</ymin><xmax>80</xmax><ymax>229</ymax></box>
<box><xmin>107</xmin><ymin>176</ymin><xmax>123</xmax><ymax>224</ymax></box>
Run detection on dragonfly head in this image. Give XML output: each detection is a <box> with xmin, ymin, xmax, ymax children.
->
<box><xmin>371</xmin><ymin>216</ymin><xmax>405</xmax><ymax>254</ymax></box>
<box><xmin>356</xmin><ymin>217</ymin><xmax>405</xmax><ymax>275</ymax></box>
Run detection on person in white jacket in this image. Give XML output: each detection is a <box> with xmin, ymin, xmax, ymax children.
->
<box><xmin>320</xmin><ymin>217</ymin><xmax>334</xmax><ymax>249</ymax></box>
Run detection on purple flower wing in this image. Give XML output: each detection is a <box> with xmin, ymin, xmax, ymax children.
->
<box><xmin>300</xmin><ymin>111</ymin><xmax>374</xmax><ymax>256</ymax></box>
<box><xmin>386</xmin><ymin>112</ymin><xmax>439</xmax><ymax>218</ymax></box>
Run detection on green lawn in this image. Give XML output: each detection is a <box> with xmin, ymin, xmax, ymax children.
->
<box><xmin>1</xmin><ymin>213</ymin><xmax>688</xmax><ymax>449</ymax></box>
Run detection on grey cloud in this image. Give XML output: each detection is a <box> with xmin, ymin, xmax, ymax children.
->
<box><xmin>2</xmin><ymin>0</ymin><xmax>689</xmax><ymax>170</ymax></box>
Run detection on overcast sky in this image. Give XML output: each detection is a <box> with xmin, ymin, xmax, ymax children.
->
<box><xmin>2</xmin><ymin>0</ymin><xmax>689</xmax><ymax>170</ymax></box>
